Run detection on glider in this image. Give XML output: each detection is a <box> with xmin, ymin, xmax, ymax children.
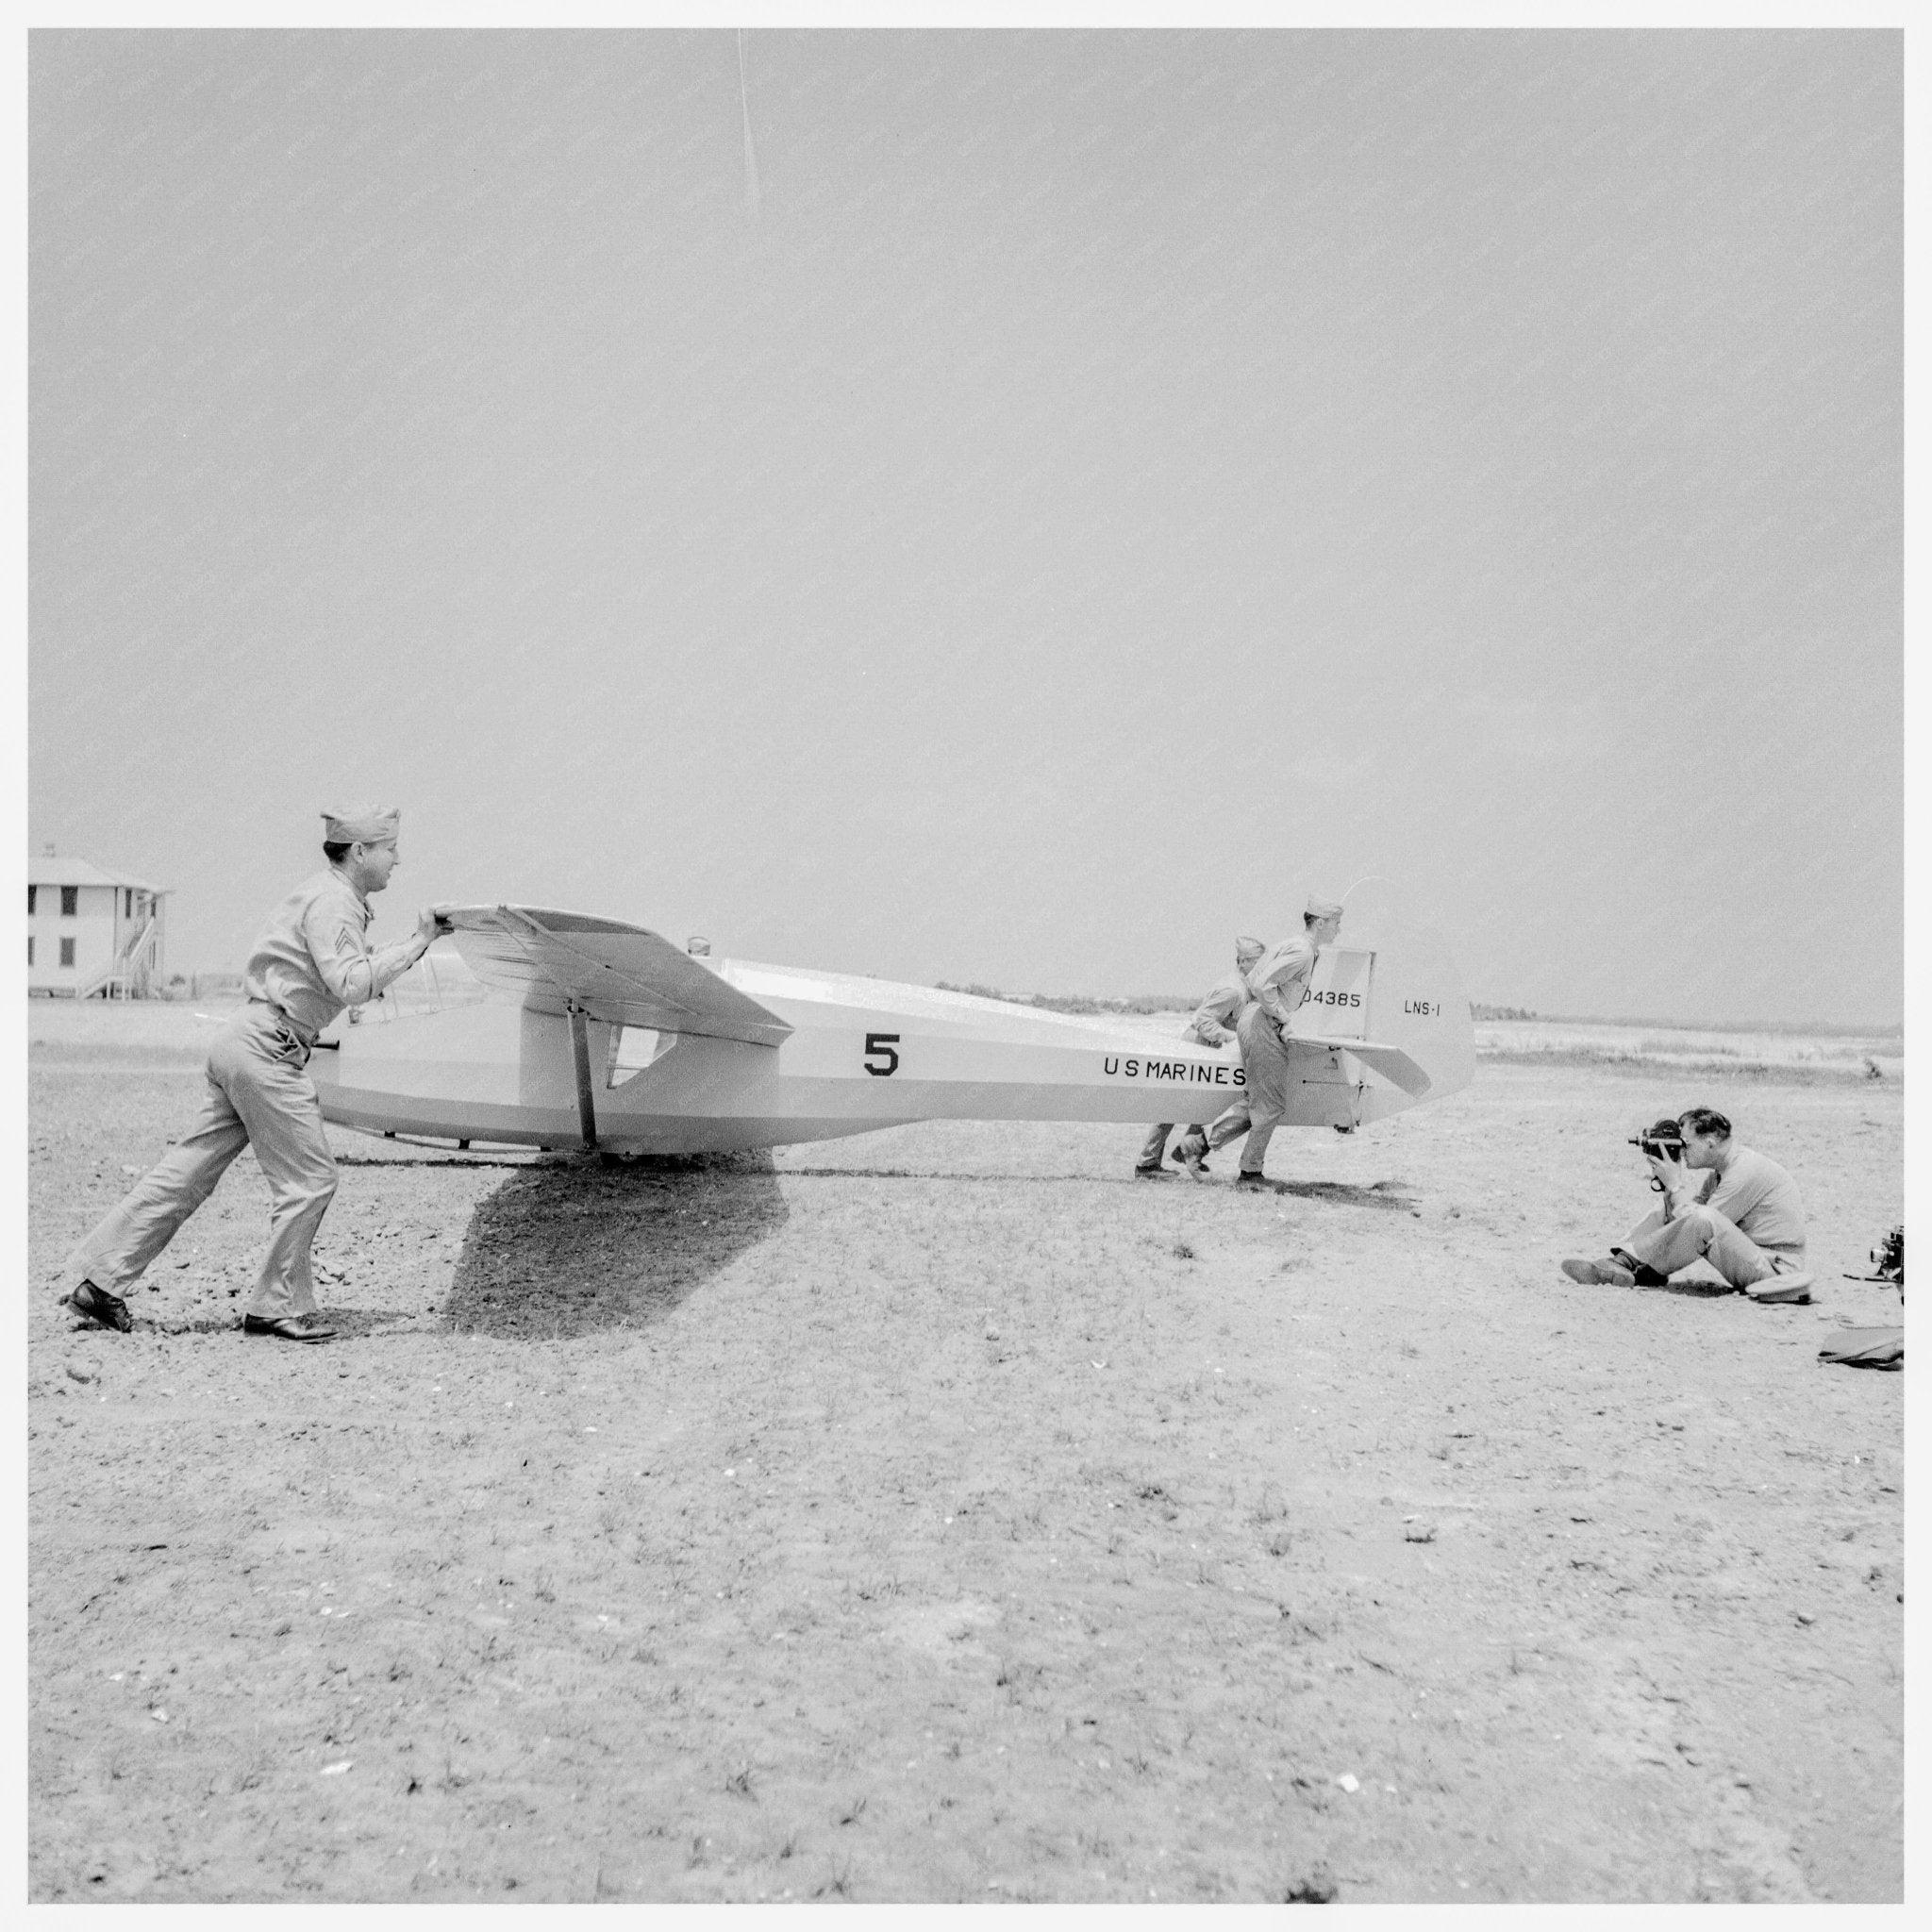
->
<box><xmin>309</xmin><ymin>906</ymin><xmax>1475</xmax><ymax>1156</ymax></box>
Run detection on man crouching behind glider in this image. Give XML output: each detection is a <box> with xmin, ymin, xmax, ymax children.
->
<box><xmin>1133</xmin><ymin>933</ymin><xmax>1265</xmax><ymax>1181</ymax></box>
<box><xmin>59</xmin><ymin>808</ymin><xmax>447</xmax><ymax>1343</ymax></box>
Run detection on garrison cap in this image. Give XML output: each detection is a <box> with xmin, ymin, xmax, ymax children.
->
<box><xmin>1305</xmin><ymin>894</ymin><xmax>1344</xmax><ymax>920</ymax></box>
<box><xmin>323</xmin><ymin>806</ymin><xmax>401</xmax><ymax>843</ymax></box>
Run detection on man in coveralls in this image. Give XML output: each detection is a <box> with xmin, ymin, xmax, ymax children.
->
<box><xmin>1181</xmin><ymin>894</ymin><xmax>1344</xmax><ymax>1190</ymax></box>
<box><xmin>1134</xmin><ymin>935</ymin><xmax>1265</xmax><ymax>1180</ymax></box>
<box><xmin>59</xmin><ymin>808</ymin><xmax>446</xmax><ymax>1343</ymax></box>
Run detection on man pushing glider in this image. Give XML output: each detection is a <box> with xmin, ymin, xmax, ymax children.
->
<box><xmin>1176</xmin><ymin>894</ymin><xmax>1346</xmax><ymax>1189</ymax></box>
<box><xmin>59</xmin><ymin>808</ymin><xmax>447</xmax><ymax>1343</ymax></box>
<box><xmin>1133</xmin><ymin>933</ymin><xmax>1265</xmax><ymax>1180</ymax></box>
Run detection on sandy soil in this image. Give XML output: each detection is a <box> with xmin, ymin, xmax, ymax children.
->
<box><xmin>27</xmin><ymin>1007</ymin><xmax>1903</xmax><ymax>1903</ymax></box>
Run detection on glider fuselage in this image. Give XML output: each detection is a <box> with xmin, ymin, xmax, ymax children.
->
<box><xmin>309</xmin><ymin>924</ymin><xmax>1474</xmax><ymax>1156</ymax></box>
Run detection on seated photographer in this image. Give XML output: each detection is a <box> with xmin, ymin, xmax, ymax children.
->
<box><xmin>1561</xmin><ymin>1107</ymin><xmax>1815</xmax><ymax>1303</ymax></box>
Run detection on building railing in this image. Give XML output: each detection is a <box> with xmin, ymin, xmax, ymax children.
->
<box><xmin>75</xmin><ymin>913</ymin><xmax>162</xmax><ymax>1000</ymax></box>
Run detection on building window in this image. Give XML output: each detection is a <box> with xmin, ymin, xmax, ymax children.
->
<box><xmin>26</xmin><ymin>885</ymin><xmax>35</xmax><ymax>915</ymax></box>
<box><xmin>26</xmin><ymin>938</ymin><xmax>33</xmax><ymax>967</ymax></box>
<box><xmin>125</xmin><ymin>888</ymin><xmax>133</xmax><ymax>918</ymax></box>
<box><xmin>60</xmin><ymin>886</ymin><xmax>77</xmax><ymax>917</ymax></box>
<box><xmin>59</xmin><ymin>937</ymin><xmax>75</xmax><ymax>968</ymax></box>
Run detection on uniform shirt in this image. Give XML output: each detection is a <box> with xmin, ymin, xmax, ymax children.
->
<box><xmin>1682</xmin><ymin>1145</ymin><xmax>1807</xmax><ymax>1257</ymax></box>
<box><xmin>1188</xmin><ymin>965</ymin><xmax>1256</xmax><ymax>1046</ymax></box>
<box><xmin>1246</xmin><ymin>932</ymin><xmax>1320</xmax><ymax>1030</ymax></box>
<box><xmin>242</xmin><ymin>868</ymin><xmax>421</xmax><ymax>1041</ymax></box>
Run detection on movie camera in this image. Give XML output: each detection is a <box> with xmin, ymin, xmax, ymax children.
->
<box><xmin>1627</xmin><ymin>1118</ymin><xmax>1686</xmax><ymax>1192</ymax></box>
<box><xmin>1627</xmin><ymin>1119</ymin><xmax>1686</xmax><ymax>1161</ymax></box>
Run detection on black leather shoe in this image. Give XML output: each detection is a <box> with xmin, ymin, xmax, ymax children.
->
<box><xmin>242</xmin><ymin>1313</ymin><xmax>337</xmax><ymax>1342</ymax></box>
<box><xmin>1561</xmin><ymin>1257</ymin><xmax>1634</xmax><ymax>1287</ymax></box>
<box><xmin>1231</xmin><ymin>1172</ymin><xmax>1274</xmax><ymax>1190</ymax></box>
<box><xmin>67</xmin><ymin>1280</ymin><xmax>133</xmax><ymax>1332</ymax></box>
<box><xmin>1133</xmin><ymin>1164</ymin><xmax>1169</xmax><ymax>1179</ymax></box>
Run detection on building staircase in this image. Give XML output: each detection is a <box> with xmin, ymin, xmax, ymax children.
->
<box><xmin>77</xmin><ymin>912</ymin><xmax>162</xmax><ymax>1000</ymax></box>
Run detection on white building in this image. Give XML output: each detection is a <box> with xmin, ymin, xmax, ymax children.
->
<box><xmin>27</xmin><ymin>849</ymin><xmax>170</xmax><ymax>998</ymax></box>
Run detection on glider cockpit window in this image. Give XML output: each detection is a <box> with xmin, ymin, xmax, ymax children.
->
<box><xmin>608</xmin><ymin>1025</ymin><xmax>676</xmax><ymax>1087</ymax></box>
<box><xmin>349</xmin><ymin>941</ymin><xmax>493</xmax><ymax>1022</ymax></box>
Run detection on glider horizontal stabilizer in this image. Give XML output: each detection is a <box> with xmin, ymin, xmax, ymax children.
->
<box><xmin>1291</xmin><ymin>1035</ymin><xmax>1435</xmax><ymax>1098</ymax></box>
<box><xmin>439</xmin><ymin>905</ymin><xmax>793</xmax><ymax>1048</ymax></box>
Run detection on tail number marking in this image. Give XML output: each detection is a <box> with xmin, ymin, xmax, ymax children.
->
<box><xmin>863</xmin><ymin>1032</ymin><xmax>901</xmax><ymax>1076</ymax></box>
<box><xmin>1403</xmin><ymin>1000</ymin><xmax>1441</xmax><ymax>1018</ymax></box>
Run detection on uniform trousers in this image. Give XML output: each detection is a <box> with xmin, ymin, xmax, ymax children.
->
<box><xmin>1138</xmin><ymin>1021</ymin><xmax>1235</xmax><ymax>1169</ymax></box>
<box><xmin>1620</xmin><ymin>1205</ymin><xmax>1804</xmax><ymax>1291</ymax></box>
<box><xmin>1190</xmin><ymin>1096</ymin><xmax>1252</xmax><ymax>1159</ymax></box>
<box><xmin>62</xmin><ymin>1004</ymin><xmax>339</xmax><ymax>1321</ymax></box>
<box><xmin>1137</xmin><ymin>1120</ymin><xmax>1211</xmax><ymax>1170</ymax></box>
<box><xmin>1224</xmin><ymin>1005</ymin><xmax>1293</xmax><ymax>1175</ymax></box>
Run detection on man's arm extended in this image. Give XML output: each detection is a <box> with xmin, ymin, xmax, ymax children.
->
<box><xmin>1190</xmin><ymin>976</ymin><xmax>1245</xmax><ymax>1045</ymax></box>
<box><xmin>301</xmin><ymin>901</ymin><xmax>443</xmax><ymax>1008</ymax></box>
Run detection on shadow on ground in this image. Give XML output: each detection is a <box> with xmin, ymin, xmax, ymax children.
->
<box><xmin>1640</xmin><ymin>1274</ymin><xmax>1744</xmax><ymax>1299</ymax></box>
<box><xmin>1273</xmin><ymin>1179</ymin><xmax>1416</xmax><ymax>1210</ymax></box>
<box><xmin>443</xmin><ymin>1151</ymin><xmax>788</xmax><ymax>1340</ymax></box>
<box><xmin>144</xmin><ymin>1307</ymin><xmax>425</xmax><ymax>1340</ymax></box>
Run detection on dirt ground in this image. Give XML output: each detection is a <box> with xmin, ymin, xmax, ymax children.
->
<box><xmin>26</xmin><ymin>1004</ymin><xmax>1904</xmax><ymax>1903</ymax></box>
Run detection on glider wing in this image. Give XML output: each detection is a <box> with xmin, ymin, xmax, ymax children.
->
<box><xmin>438</xmin><ymin>905</ymin><xmax>792</xmax><ymax>1048</ymax></box>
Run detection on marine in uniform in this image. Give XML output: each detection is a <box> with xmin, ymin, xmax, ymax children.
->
<box><xmin>1186</xmin><ymin>895</ymin><xmax>1343</xmax><ymax>1189</ymax></box>
<box><xmin>60</xmin><ymin>808</ymin><xmax>445</xmax><ymax>1342</ymax></box>
<box><xmin>1133</xmin><ymin>935</ymin><xmax>1265</xmax><ymax>1181</ymax></box>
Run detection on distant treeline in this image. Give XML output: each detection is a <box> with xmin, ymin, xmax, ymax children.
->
<box><xmin>935</xmin><ymin>981</ymin><xmax>1190</xmax><ymax>1016</ymax></box>
<box><xmin>941</xmin><ymin>982</ymin><xmax>1539</xmax><ymax>1021</ymax></box>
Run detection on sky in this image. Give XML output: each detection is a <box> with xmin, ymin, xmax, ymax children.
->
<box><xmin>27</xmin><ymin>27</ymin><xmax>1903</xmax><ymax>1025</ymax></box>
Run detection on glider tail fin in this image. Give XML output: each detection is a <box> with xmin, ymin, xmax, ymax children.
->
<box><xmin>1291</xmin><ymin>924</ymin><xmax>1475</xmax><ymax>1121</ymax></box>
